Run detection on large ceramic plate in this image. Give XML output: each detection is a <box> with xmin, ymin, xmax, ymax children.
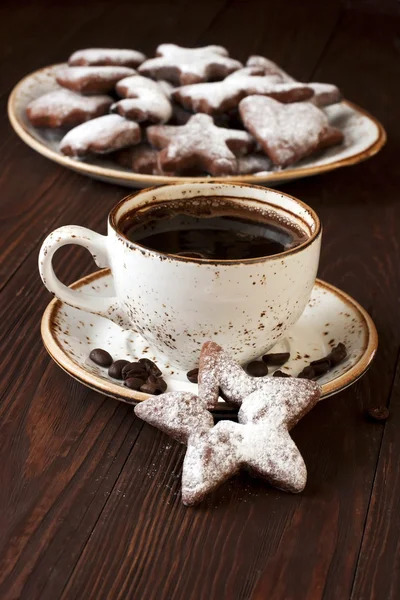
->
<box><xmin>41</xmin><ymin>270</ymin><xmax>378</xmax><ymax>414</ymax></box>
<box><xmin>9</xmin><ymin>64</ymin><xmax>386</xmax><ymax>188</ymax></box>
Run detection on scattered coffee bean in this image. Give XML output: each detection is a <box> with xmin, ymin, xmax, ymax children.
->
<box><xmin>246</xmin><ymin>361</ymin><xmax>269</xmax><ymax>377</ymax></box>
<box><xmin>262</xmin><ymin>352</ymin><xmax>290</xmax><ymax>366</ymax></box>
<box><xmin>310</xmin><ymin>360</ymin><xmax>331</xmax><ymax>376</ymax></box>
<box><xmin>148</xmin><ymin>375</ymin><xmax>168</xmax><ymax>393</ymax></box>
<box><xmin>187</xmin><ymin>368</ymin><xmax>199</xmax><ymax>384</ymax></box>
<box><xmin>89</xmin><ymin>348</ymin><xmax>113</xmax><ymax>367</ymax></box>
<box><xmin>298</xmin><ymin>366</ymin><xmax>316</xmax><ymax>380</ymax></box>
<box><xmin>122</xmin><ymin>362</ymin><xmax>147</xmax><ymax>380</ymax></box>
<box><xmin>108</xmin><ymin>359</ymin><xmax>130</xmax><ymax>380</ymax></box>
<box><xmin>139</xmin><ymin>358</ymin><xmax>162</xmax><ymax>377</ymax></box>
<box><xmin>273</xmin><ymin>370</ymin><xmax>291</xmax><ymax>378</ymax></box>
<box><xmin>329</xmin><ymin>342</ymin><xmax>347</xmax><ymax>366</ymax></box>
<box><xmin>366</xmin><ymin>406</ymin><xmax>389</xmax><ymax>422</ymax></box>
<box><xmin>124</xmin><ymin>377</ymin><xmax>145</xmax><ymax>390</ymax></box>
<box><xmin>140</xmin><ymin>382</ymin><xmax>162</xmax><ymax>395</ymax></box>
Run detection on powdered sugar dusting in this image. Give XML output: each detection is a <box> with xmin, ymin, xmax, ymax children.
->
<box><xmin>239</xmin><ymin>96</ymin><xmax>330</xmax><ymax>167</ymax></box>
<box><xmin>135</xmin><ymin>392</ymin><xmax>213</xmax><ymax>443</ymax></box>
<box><xmin>134</xmin><ymin>344</ymin><xmax>320</xmax><ymax>505</ymax></box>
<box><xmin>174</xmin><ymin>74</ymin><xmax>313</xmax><ymax>115</ymax></box>
<box><xmin>139</xmin><ymin>44</ymin><xmax>242</xmax><ymax>85</ymax></box>
<box><xmin>60</xmin><ymin>113</ymin><xmax>140</xmax><ymax>157</ymax></box>
<box><xmin>147</xmin><ymin>113</ymin><xmax>254</xmax><ymax>176</ymax></box>
<box><xmin>26</xmin><ymin>89</ymin><xmax>112</xmax><ymax>126</ymax></box>
<box><xmin>69</xmin><ymin>48</ymin><xmax>146</xmax><ymax>67</ymax></box>
<box><xmin>113</xmin><ymin>75</ymin><xmax>172</xmax><ymax>122</ymax></box>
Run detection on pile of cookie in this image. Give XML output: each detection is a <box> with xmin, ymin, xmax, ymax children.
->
<box><xmin>27</xmin><ymin>45</ymin><xmax>344</xmax><ymax>177</ymax></box>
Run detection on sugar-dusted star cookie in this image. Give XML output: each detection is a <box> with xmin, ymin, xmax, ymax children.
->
<box><xmin>60</xmin><ymin>114</ymin><xmax>141</xmax><ymax>158</ymax></box>
<box><xmin>56</xmin><ymin>65</ymin><xmax>136</xmax><ymax>94</ymax></box>
<box><xmin>246</xmin><ymin>55</ymin><xmax>295</xmax><ymax>82</ymax></box>
<box><xmin>111</xmin><ymin>75</ymin><xmax>172</xmax><ymax>123</ymax></box>
<box><xmin>26</xmin><ymin>89</ymin><xmax>113</xmax><ymax>128</ymax></box>
<box><xmin>147</xmin><ymin>113</ymin><xmax>255</xmax><ymax>176</ymax></box>
<box><xmin>198</xmin><ymin>341</ymin><xmax>320</xmax><ymax>409</ymax></box>
<box><xmin>173</xmin><ymin>71</ymin><xmax>314</xmax><ymax>115</ymax></box>
<box><xmin>134</xmin><ymin>369</ymin><xmax>320</xmax><ymax>504</ymax></box>
<box><xmin>239</xmin><ymin>95</ymin><xmax>344</xmax><ymax>167</ymax></box>
<box><xmin>138</xmin><ymin>43</ymin><xmax>242</xmax><ymax>85</ymax></box>
<box><xmin>245</xmin><ymin>57</ymin><xmax>342</xmax><ymax>106</ymax></box>
<box><xmin>68</xmin><ymin>47</ymin><xmax>146</xmax><ymax>68</ymax></box>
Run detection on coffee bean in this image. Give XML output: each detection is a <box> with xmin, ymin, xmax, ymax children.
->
<box><xmin>273</xmin><ymin>370</ymin><xmax>291</xmax><ymax>378</ymax></box>
<box><xmin>246</xmin><ymin>361</ymin><xmax>268</xmax><ymax>377</ymax></box>
<box><xmin>262</xmin><ymin>352</ymin><xmax>290</xmax><ymax>366</ymax></box>
<box><xmin>140</xmin><ymin>382</ymin><xmax>162</xmax><ymax>395</ymax></box>
<box><xmin>330</xmin><ymin>343</ymin><xmax>347</xmax><ymax>366</ymax></box>
<box><xmin>139</xmin><ymin>358</ymin><xmax>162</xmax><ymax>377</ymax></box>
<box><xmin>124</xmin><ymin>377</ymin><xmax>145</xmax><ymax>390</ymax></box>
<box><xmin>108</xmin><ymin>359</ymin><xmax>130</xmax><ymax>379</ymax></box>
<box><xmin>122</xmin><ymin>362</ymin><xmax>147</xmax><ymax>380</ymax></box>
<box><xmin>366</xmin><ymin>406</ymin><xmax>389</xmax><ymax>422</ymax></box>
<box><xmin>298</xmin><ymin>366</ymin><xmax>316</xmax><ymax>379</ymax></box>
<box><xmin>310</xmin><ymin>360</ymin><xmax>331</xmax><ymax>376</ymax></box>
<box><xmin>187</xmin><ymin>368</ymin><xmax>199</xmax><ymax>384</ymax></box>
<box><xmin>89</xmin><ymin>348</ymin><xmax>113</xmax><ymax>367</ymax></box>
<box><xmin>148</xmin><ymin>375</ymin><xmax>168</xmax><ymax>393</ymax></box>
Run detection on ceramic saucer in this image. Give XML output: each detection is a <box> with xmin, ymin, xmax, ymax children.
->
<box><xmin>41</xmin><ymin>269</ymin><xmax>378</xmax><ymax>413</ymax></box>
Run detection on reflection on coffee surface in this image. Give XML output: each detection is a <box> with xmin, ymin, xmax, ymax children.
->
<box><xmin>120</xmin><ymin>197</ymin><xmax>308</xmax><ymax>260</ymax></box>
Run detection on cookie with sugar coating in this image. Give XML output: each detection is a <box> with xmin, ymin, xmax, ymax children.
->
<box><xmin>239</xmin><ymin>96</ymin><xmax>344</xmax><ymax>168</ymax></box>
<box><xmin>60</xmin><ymin>114</ymin><xmax>141</xmax><ymax>158</ymax></box>
<box><xmin>26</xmin><ymin>89</ymin><xmax>113</xmax><ymax>128</ymax></box>
<box><xmin>68</xmin><ymin>47</ymin><xmax>146</xmax><ymax>68</ymax></box>
<box><xmin>56</xmin><ymin>65</ymin><xmax>136</xmax><ymax>94</ymax></box>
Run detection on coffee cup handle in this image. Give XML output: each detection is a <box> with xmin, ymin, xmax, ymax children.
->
<box><xmin>39</xmin><ymin>225</ymin><xmax>130</xmax><ymax>328</ymax></box>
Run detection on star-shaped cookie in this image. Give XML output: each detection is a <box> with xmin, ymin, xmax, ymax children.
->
<box><xmin>198</xmin><ymin>341</ymin><xmax>320</xmax><ymax>412</ymax></box>
<box><xmin>134</xmin><ymin>378</ymin><xmax>320</xmax><ymax>505</ymax></box>
<box><xmin>138</xmin><ymin>43</ymin><xmax>242</xmax><ymax>85</ymax></box>
<box><xmin>173</xmin><ymin>71</ymin><xmax>313</xmax><ymax>115</ymax></box>
<box><xmin>147</xmin><ymin>113</ymin><xmax>255</xmax><ymax>176</ymax></box>
<box><xmin>112</xmin><ymin>75</ymin><xmax>172</xmax><ymax>123</ymax></box>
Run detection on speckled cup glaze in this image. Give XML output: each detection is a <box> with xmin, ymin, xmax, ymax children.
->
<box><xmin>39</xmin><ymin>182</ymin><xmax>321</xmax><ymax>369</ymax></box>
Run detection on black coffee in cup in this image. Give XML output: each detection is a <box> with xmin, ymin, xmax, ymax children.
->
<box><xmin>120</xmin><ymin>196</ymin><xmax>307</xmax><ymax>260</ymax></box>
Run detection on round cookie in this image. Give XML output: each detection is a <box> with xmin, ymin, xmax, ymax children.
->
<box><xmin>68</xmin><ymin>47</ymin><xmax>146</xmax><ymax>68</ymax></box>
<box><xmin>60</xmin><ymin>114</ymin><xmax>141</xmax><ymax>158</ymax></box>
<box><xmin>26</xmin><ymin>89</ymin><xmax>113</xmax><ymax>128</ymax></box>
<box><xmin>56</xmin><ymin>66</ymin><xmax>136</xmax><ymax>94</ymax></box>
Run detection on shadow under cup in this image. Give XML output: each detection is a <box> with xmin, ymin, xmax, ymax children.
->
<box><xmin>108</xmin><ymin>182</ymin><xmax>321</xmax><ymax>370</ymax></box>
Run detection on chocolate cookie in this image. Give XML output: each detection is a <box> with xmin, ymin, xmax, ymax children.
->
<box><xmin>26</xmin><ymin>89</ymin><xmax>113</xmax><ymax>128</ymax></box>
<box><xmin>56</xmin><ymin>66</ymin><xmax>136</xmax><ymax>94</ymax></box>
<box><xmin>68</xmin><ymin>47</ymin><xmax>146</xmax><ymax>68</ymax></box>
<box><xmin>138</xmin><ymin>43</ymin><xmax>242</xmax><ymax>85</ymax></box>
<box><xmin>173</xmin><ymin>72</ymin><xmax>314</xmax><ymax>115</ymax></box>
<box><xmin>239</xmin><ymin>96</ymin><xmax>344</xmax><ymax>167</ymax></box>
<box><xmin>147</xmin><ymin>113</ymin><xmax>255</xmax><ymax>176</ymax></box>
<box><xmin>112</xmin><ymin>75</ymin><xmax>172</xmax><ymax>123</ymax></box>
<box><xmin>60</xmin><ymin>114</ymin><xmax>141</xmax><ymax>158</ymax></box>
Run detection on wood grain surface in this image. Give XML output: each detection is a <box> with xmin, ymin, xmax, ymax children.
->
<box><xmin>0</xmin><ymin>1</ymin><xmax>399</xmax><ymax>599</ymax></box>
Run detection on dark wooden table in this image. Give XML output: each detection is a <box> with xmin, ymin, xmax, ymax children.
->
<box><xmin>1</xmin><ymin>1</ymin><xmax>399</xmax><ymax>598</ymax></box>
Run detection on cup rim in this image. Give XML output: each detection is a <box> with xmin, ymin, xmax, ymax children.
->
<box><xmin>109</xmin><ymin>182</ymin><xmax>321</xmax><ymax>265</ymax></box>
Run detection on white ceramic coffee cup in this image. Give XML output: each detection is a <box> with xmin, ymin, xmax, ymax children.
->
<box><xmin>39</xmin><ymin>182</ymin><xmax>321</xmax><ymax>369</ymax></box>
